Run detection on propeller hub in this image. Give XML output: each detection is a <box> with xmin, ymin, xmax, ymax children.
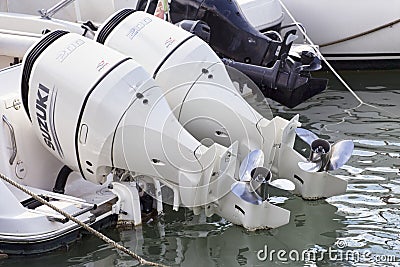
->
<box><xmin>250</xmin><ymin>167</ymin><xmax>271</xmax><ymax>201</ymax></box>
<box><xmin>310</xmin><ymin>139</ymin><xmax>331</xmax><ymax>171</ymax></box>
<box><xmin>311</xmin><ymin>139</ymin><xmax>331</xmax><ymax>155</ymax></box>
<box><xmin>296</xmin><ymin>128</ymin><xmax>354</xmax><ymax>173</ymax></box>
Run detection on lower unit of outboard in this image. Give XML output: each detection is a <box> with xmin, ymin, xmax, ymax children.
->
<box><xmin>222</xmin><ymin>57</ymin><xmax>328</xmax><ymax>108</ymax></box>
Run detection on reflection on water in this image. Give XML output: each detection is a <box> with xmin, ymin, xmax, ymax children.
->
<box><xmin>271</xmin><ymin>69</ymin><xmax>400</xmax><ymax>266</ymax></box>
<box><xmin>2</xmin><ymin>70</ymin><xmax>400</xmax><ymax>266</ymax></box>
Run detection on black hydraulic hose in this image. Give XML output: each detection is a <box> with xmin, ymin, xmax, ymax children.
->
<box><xmin>53</xmin><ymin>165</ymin><xmax>73</xmax><ymax>194</ymax></box>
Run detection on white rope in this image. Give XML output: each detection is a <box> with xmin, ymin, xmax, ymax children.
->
<box><xmin>278</xmin><ymin>0</ymin><xmax>400</xmax><ymax>118</ymax></box>
<box><xmin>0</xmin><ymin>173</ymin><xmax>166</xmax><ymax>267</ymax></box>
<box><xmin>277</xmin><ymin>0</ymin><xmax>364</xmax><ymax>104</ymax></box>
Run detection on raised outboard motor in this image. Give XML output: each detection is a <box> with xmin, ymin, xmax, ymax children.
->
<box><xmin>21</xmin><ymin>30</ymin><xmax>213</xmax><ymax>187</ymax></box>
<box><xmin>95</xmin><ymin>10</ymin><xmax>350</xmax><ymax>200</ymax></box>
<box><xmin>95</xmin><ymin>9</ymin><xmax>272</xmax><ymax>163</ymax></box>
<box><xmin>231</xmin><ymin>149</ymin><xmax>295</xmax><ymax>204</ymax></box>
<box><xmin>21</xmin><ymin>30</ymin><xmax>291</xmax><ymax>230</ymax></box>
<box><xmin>136</xmin><ymin>0</ymin><xmax>328</xmax><ymax>108</ymax></box>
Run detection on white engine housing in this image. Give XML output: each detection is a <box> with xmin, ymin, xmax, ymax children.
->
<box><xmin>95</xmin><ymin>10</ymin><xmax>274</xmax><ymax>165</ymax></box>
<box><xmin>96</xmin><ymin>10</ymin><xmax>219</xmax><ymax>76</ymax></box>
<box><xmin>21</xmin><ymin>31</ymin><xmax>209</xmax><ymax>189</ymax></box>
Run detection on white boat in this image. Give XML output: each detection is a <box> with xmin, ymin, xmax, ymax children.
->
<box><xmin>238</xmin><ymin>0</ymin><xmax>400</xmax><ymax>69</ymax></box>
<box><xmin>0</xmin><ymin>0</ymin><xmax>331</xmax><ymax>108</ymax></box>
<box><xmin>4</xmin><ymin>0</ymin><xmax>398</xmax><ymax>70</ymax></box>
<box><xmin>0</xmin><ymin>8</ymin><xmax>353</xmax><ymax>255</ymax></box>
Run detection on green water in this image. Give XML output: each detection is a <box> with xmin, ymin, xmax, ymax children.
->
<box><xmin>2</xmin><ymin>70</ymin><xmax>400</xmax><ymax>267</ymax></box>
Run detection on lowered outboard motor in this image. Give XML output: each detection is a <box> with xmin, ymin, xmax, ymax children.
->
<box><xmin>95</xmin><ymin>10</ymin><xmax>349</xmax><ymax>200</ymax></box>
<box><xmin>21</xmin><ymin>30</ymin><xmax>291</xmax><ymax>230</ymax></box>
<box><xmin>136</xmin><ymin>0</ymin><xmax>328</xmax><ymax>108</ymax></box>
<box><xmin>21</xmin><ymin>30</ymin><xmax>212</xmax><ymax>186</ymax></box>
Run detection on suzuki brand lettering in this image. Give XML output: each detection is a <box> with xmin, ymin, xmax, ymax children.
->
<box><xmin>36</xmin><ymin>83</ymin><xmax>55</xmax><ymax>151</ymax></box>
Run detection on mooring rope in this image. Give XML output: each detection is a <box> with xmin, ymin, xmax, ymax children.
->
<box><xmin>0</xmin><ymin>172</ymin><xmax>167</xmax><ymax>267</ymax></box>
<box><xmin>278</xmin><ymin>0</ymin><xmax>400</xmax><ymax>118</ymax></box>
<box><xmin>277</xmin><ymin>0</ymin><xmax>363</xmax><ymax>104</ymax></box>
<box><xmin>320</xmin><ymin>19</ymin><xmax>400</xmax><ymax>47</ymax></box>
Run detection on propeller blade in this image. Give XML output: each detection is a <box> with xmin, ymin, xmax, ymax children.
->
<box><xmin>231</xmin><ymin>182</ymin><xmax>262</xmax><ymax>205</ymax></box>
<box><xmin>328</xmin><ymin>140</ymin><xmax>354</xmax><ymax>170</ymax></box>
<box><xmin>295</xmin><ymin>128</ymin><xmax>319</xmax><ymax>145</ymax></box>
<box><xmin>239</xmin><ymin>150</ymin><xmax>264</xmax><ymax>182</ymax></box>
<box><xmin>301</xmin><ymin>56</ymin><xmax>322</xmax><ymax>72</ymax></box>
<box><xmin>269</xmin><ymin>179</ymin><xmax>296</xmax><ymax>191</ymax></box>
<box><xmin>298</xmin><ymin>161</ymin><xmax>322</xmax><ymax>172</ymax></box>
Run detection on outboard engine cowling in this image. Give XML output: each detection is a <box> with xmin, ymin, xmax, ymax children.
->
<box><xmin>95</xmin><ymin>10</ymin><xmax>272</xmax><ymax>161</ymax></box>
<box><xmin>21</xmin><ymin>30</ymin><xmax>212</xmax><ymax>189</ymax></box>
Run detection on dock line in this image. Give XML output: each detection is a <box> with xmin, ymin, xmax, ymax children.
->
<box><xmin>0</xmin><ymin>172</ymin><xmax>167</xmax><ymax>267</ymax></box>
<box><xmin>278</xmin><ymin>0</ymin><xmax>399</xmax><ymax>118</ymax></box>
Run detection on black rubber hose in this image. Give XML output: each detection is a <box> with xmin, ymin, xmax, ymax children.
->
<box><xmin>53</xmin><ymin>165</ymin><xmax>73</xmax><ymax>194</ymax></box>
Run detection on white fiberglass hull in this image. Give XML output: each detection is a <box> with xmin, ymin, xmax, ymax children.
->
<box><xmin>279</xmin><ymin>0</ymin><xmax>400</xmax><ymax>67</ymax></box>
<box><xmin>2</xmin><ymin>0</ymin><xmax>400</xmax><ymax>66</ymax></box>
<box><xmin>237</xmin><ymin>0</ymin><xmax>400</xmax><ymax>68</ymax></box>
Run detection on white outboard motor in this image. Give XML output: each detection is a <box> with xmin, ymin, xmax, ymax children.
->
<box><xmin>21</xmin><ymin>30</ymin><xmax>214</xmax><ymax>189</ymax></box>
<box><xmin>20</xmin><ymin>31</ymin><xmax>291</xmax><ymax>230</ymax></box>
<box><xmin>94</xmin><ymin>10</ymin><xmax>350</xmax><ymax>200</ymax></box>
<box><xmin>95</xmin><ymin>10</ymin><xmax>273</xmax><ymax>166</ymax></box>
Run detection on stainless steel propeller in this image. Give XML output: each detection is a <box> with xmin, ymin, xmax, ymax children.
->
<box><xmin>289</xmin><ymin>45</ymin><xmax>322</xmax><ymax>72</ymax></box>
<box><xmin>296</xmin><ymin>128</ymin><xmax>354</xmax><ymax>172</ymax></box>
<box><xmin>232</xmin><ymin>150</ymin><xmax>295</xmax><ymax>204</ymax></box>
